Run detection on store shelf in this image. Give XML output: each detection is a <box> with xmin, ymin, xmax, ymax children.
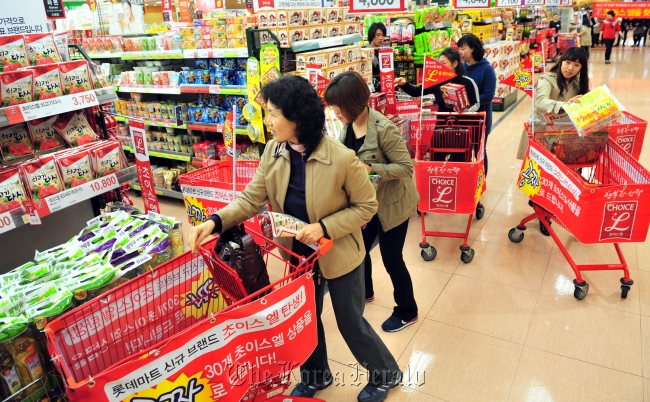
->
<box><xmin>0</xmin><ymin>146</ymin><xmax>65</xmax><ymax>167</ymax></box>
<box><xmin>132</xmin><ymin>181</ymin><xmax>184</xmax><ymax>199</ymax></box>
<box><xmin>123</xmin><ymin>146</ymin><xmax>192</xmax><ymax>162</ymax></box>
<box><xmin>88</xmin><ymin>52</ymin><xmax>124</xmax><ymax>59</ymax></box>
<box><xmin>113</xmin><ymin>116</ymin><xmax>186</xmax><ymax>129</ymax></box>
<box><xmin>180</xmin><ymin>85</ymin><xmax>247</xmax><ymax>95</ymax></box>
<box><xmin>0</xmin><ymin>88</ymin><xmax>118</xmax><ymax>128</ymax></box>
<box><xmin>6</xmin><ymin>166</ymin><xmax>136</xmax><ymax>232</ymax></box>
<box><xmin>183</xmin><ymin>49</ymin><xmax>249</xmax><ymax>59</ymax></box>
<box><xmin>290</xmin><ymin>33</ymin><xmax>363</xmax><ymax>53</ymax></box>
<box><xmin>191</xmin><ymin>157</ymin><xmax>222</xmax><ymax>167</ymax></box>
<box><xmin>121</xmin><ymin>50</ymin><xmax>184</xmax><ymax>60</ymax></box>
<box><xmin>117</xmin><ymin>85</ymin><xmax>182</xmax><ymax>94</ymax></box>
<box><xmin>186</xmin><ymin>122</ymin><xmax>248</xmax><ymax>134</ymax></box>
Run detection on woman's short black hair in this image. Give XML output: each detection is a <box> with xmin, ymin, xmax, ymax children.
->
<box><xmin>457</xmin><ymin>34</ymin><xmax>485</xmax><ymax>61</ymax></box>
<box><xmin>607</xmin><ymin>10</ymin><xmax>616</xmax><ymax>17</ymax></box>
<box><xmin>582</xmin><ymin>14</ymin><xmax>591</xmax><ymax>28</ymax></box>
<box><xmin>549</xmin><ymin>47</ymin><xmax>590</xmax><ymax>96</ymax></box>
<box><xmin>324</xmin><ymin>71</ymin><xmax>370</xmax><ymax>123</ymax></box>
<box><xmin>260</xmin><ymin>75</ymin><xmax>325</xmax><ymax>152</ymax></box>
<box><xmin>440</xmin><ymin>48</ymin><xmax>466</xmax><ymax>77</ymax></box>
<box><xmin>367</xmin><ymin>22</ymin><xmax>387</xmax><ymax>44</ymax></box>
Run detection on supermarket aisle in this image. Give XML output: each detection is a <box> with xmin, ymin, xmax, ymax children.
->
<box><xmin>129</xmin><ymin>45</ymin><xmax>650</xmax><ymax>402</ymax></box>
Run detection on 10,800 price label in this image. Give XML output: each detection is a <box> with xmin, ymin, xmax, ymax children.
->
<box><xmin>350</xmin><ymin>0</ymin><xmax>404</xmax><ymax>13</ymax></box>
<box><xmin>0</xmin><ymin>212</ymin><xmax>16</xmax><ymax>234</ymax></box>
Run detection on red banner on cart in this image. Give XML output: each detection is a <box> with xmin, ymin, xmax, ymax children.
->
<box><xmin>518</xmin><ymin>137</ymin><xmax>650</xmax><ymax>243</ymax></box>
<box><xmin>421</xmin><ymin>56</ymin><xmax>456</xmax><ymax>90</ymax></box>
<box><xmin>62</xmin><ymin>273</ymin><xmax>317</xmax><ymax>402</ymax></box>
<box><xmin>500</xmin><ymin>57</ymin><xmax>533</xmax><ymax>97</ymax></box>
<box><xmin>129</xmin><ymin>119</ymin><xmax>160</xmax><ymax>214</ymax></box>
<box><xmin>379</xmin><ymin>49</ymin><xmax>397</xmax><ymax>115</ymax></box>
<box><xmin>608</xmin><ymin>112</ymin><xmax>647</xmax><ymax>160</ymax></box>
<box><xmin>594</xmin><ymin>2</ymin><xmax>650</xmax><ymax>19</ymax></box>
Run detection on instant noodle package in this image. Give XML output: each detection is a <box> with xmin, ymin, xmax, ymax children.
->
<box><xmin>58</xmin><ymin>60</ymin><xmax>92</xmax><ymax>95</ymax></box>
<box><xmin>20</xmin><ymin>155</ymin><xmax>64</xmax><ymax>201</ymax></box>
<box><xmin>0</xmin><ymin>35</ymin><xmax>28</xmax><ymax>72</ymax></box>
<box><xmin>0</xmin><ymin>70</ymin><xmax>33</xmax><ymax>107</ymax></box>
<box><xmin>52</xmin><ymin>111</ymin><xmax>97</xmax><ymax>147</ymax></box>
<box><xmin>0</xmin><ymin>124</ymin><xmax>35</xmax><ymax>161</ymax></box>
<box><xmin>90</xmin><ymin>141</ymin><xmax>122</xmax><ymax>178</ymax></box>
<box><xmin>0</xmin><ymin>167</ymin><xmax>28</xmax><ymax>213</ymax></box>
<box><xmin>55</xmin><ymin>150</ymin><xmax>94</xmax><ymax>189</ymax></box>
<box><xmin>27</xmin><ymin>117</ymin><xmax>66</xmax><ymax>152</ymax></box>
<box><xmin>27</xmin><ymin>64</ymin><xmax>62</xmax><ymax>100</ymax></box>
<box><xmin>24</xmin><ymin>33</ymin><xmax>62</xmax><ymax>66</ymax></box>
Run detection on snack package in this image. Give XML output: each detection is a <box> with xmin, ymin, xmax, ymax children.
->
<box><xmin>0</xmin><ymin>167</ymin><xmax>28</xmax><ymax>213</ymax></box>
<box><xmin>0</xmin><ymin>35</ymin><xmax>28</xmax><ymax>72</ymax></box>
<box><xmin>563</xmin><ymin>85</ymin><xmax>626</xmax><ymax>136</ymax></box>
<box><xmin>53</xmin><ymin>33</ymin><xmax>70</xmax><ymax>62</ymax></box>
<box><xmin>28</xmin><ymin>117</ymin><xmax>66</xmax><ymax>151</ymax></box>
<box><xmin>52</xmin><ymin>111</ymin><xmax>98</xmax><ymax>147</ymax></box>
<box><xmin>56</xmin><ymin>151</ymin><xmax>94</xmax><ymax>189</ymax></box>
<box><xmin>59</xmin><ymin>60</ymin><xmax>92</xmax><ymax>95</ymax></box>
<box><xmin>0</xmin><ymin>124</ymin><xmax>35</xmax><ymax>160</ymax></box>
<box><xmin>28</xmin><ymin>64</ymin><xmax>62</xmax><ymax>100</ymax></box>
<box><xmin>259</xmin><ymin>211</ymin><xmax>319</xmax><ymax>249</ymax></box>
<box><xmin>21</xmin><ymin>155</ymin><xmax>64</xmax><ymax>200</ymax></box>
<box><xmin>24</xmin><ymin>33</ymin><xmax>62</xmax><ymax>66</ymax></box>
<box><xmin>92</xmin><ymin>141</ymin><xmax>122</xmax><ymax>177</ymax></box>
<box><xmin>1</xmin><ymin>70</ymin><xmax>33</xmax><ymax>106</ymax></box>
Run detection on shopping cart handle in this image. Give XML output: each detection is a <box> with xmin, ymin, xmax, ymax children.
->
<box><xmin>317</xmin><ymin>238</ymin><xmax>334</xmax><ymax>255</ymax></box>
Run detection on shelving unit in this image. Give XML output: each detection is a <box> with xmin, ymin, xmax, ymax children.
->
<box><xmin>86</xmin><ymin>49</ymin><xmax>248</xmax><ymax>60</ymax></box>
<box><xmin>115</xmin><ymin>85</ymin><xmax>248</xmax><ymax>96</ymax></box>
<box><xmin>131</xmin><ymin>182</ymin><xmax>184</xmax><ymax>199</ymax></box>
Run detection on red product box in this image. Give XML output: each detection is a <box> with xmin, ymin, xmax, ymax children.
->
<box><xmin>441</xmin><ymin>83</ymin><xmax>469</xmax><ymax>112</ymax></box>
<box><xmin>369</xmin><ymin>93</ymin><xmax>387</xmax><ymax>115</ymax></box>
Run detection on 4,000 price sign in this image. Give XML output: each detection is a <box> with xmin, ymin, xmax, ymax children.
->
<box><xmin>350</xmin><ymin>0</ymin><xmax>405</xmax><ymax>13</ymax></box>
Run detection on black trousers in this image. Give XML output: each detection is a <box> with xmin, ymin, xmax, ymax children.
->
<box><xmin>581</xmin><ymin>45</ymin><xmax>590</xmax><ymax>60</ymax></box>
<box><xmin>634</xmin><ymin>34</ymin><xmax>643</xmax><ymax>46</ymax></box>
<box><xmin>592</xmin><ymin>33</ymin><xmax>600</xmax><ymax>47</ymax></box>
<box><xmin>300</xmin><ymin>264</ymin><xmax>400</xmax><ymax>386</ymax></box>
<box><xmin>603</xmin><ymin>38</ymin><xmax>614</xmax><ymax>61</ymax></box>
<box><xmin>362</xmin><ymin>215</ymin><xmax>418</xmax><ymax>321</ymax></box>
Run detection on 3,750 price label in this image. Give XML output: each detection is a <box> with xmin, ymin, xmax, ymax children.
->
<box><xmin>71</xmin><ymin>92</ymin><xmax>98</xmax><ymax>107</ymax></box>
<box><xmin>350</xmin><ymin>0</ymin><xmax>404</xmax><ymax>13</ymax></box>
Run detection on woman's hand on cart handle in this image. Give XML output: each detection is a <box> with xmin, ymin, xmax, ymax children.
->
<box><xmin>394</xmin><ymin>77</ymin><xmax>407</xmax><ymax>86</ymax></box>
<box><xmin>296</xmin><ymin>223</ymin><xmax>324</xmax><ymax>245</ymax></box>
<box><xmin>189</xmin><ymin>219</ymin><xmax>216</xmax><ymax>254</ymax></box>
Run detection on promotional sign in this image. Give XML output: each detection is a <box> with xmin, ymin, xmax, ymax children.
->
<box><xmin>162</xmin><ymin>0</ymin><xmax>173</xmax><ymax>22</ymax></box>
<box><xmin>379</xmin><ymin>49</ymin><xmax>397</xmax><ymax>115</ymax></box>
<box><xmin>5</xmin><ymin>91</ymin><xmax>99</xmax><ymax>125</ymax></box>
<box><xmin>496</xmin><ymin>0</ymin><xmax>523</xmax><ymax>7</ymax></box>
<box><xmin>531</xmin><ymin>44</ymin><xmax>545</xmax><ymax>73</ymax></box>
<box><xmin>609</xmin><ymin>114</ymin><xmax>647</xmax><ymax>160</ymax></box>
<box><xmin>0</xmin><ymin>0</ymin><xmax>49</xmax><ymax>35</ymax></box>
<box><xmin>349</xmin><ymin>0</ymin><xmax>406</xmax><ymax>14</ymax></box>
<box><xmin>43</xmin><ymin>0</ymin><xmax>66</xmax><ymax>19</ymax></box>
<box><xmin>500</xmin><ymin>57</ymin><xmax>533</xmax><ymax>97</ymax></box>
<box><xmin>518</xmin><ymin>138</ymin><xmax>650</xmax><ymax>244</ymax></box>
<box><xmin>253</xmin><ymin>0</ymin><xmax>323</xmax><ymax>12</ymax></box>
<box><xmin>53</xmin><ymin>273</ymin><xmax>316</xmax><ymax>402</ymax></box>
<box><xmin>129</xmin><ymin>119</ymin><xmax>160</xmax><ymax>214</ymax></box>
<box><xmin>453</xmin><ymin>0</ymin><xmax>490</xmax><ymax>8</ymax></box>
<box><xmin>224</xmin><ymin>108</ymin><xmax>236</xmax><ymax>157</ymax></box>
<box><xmin>594</xmin><ymin>2</ymin><xmax>650</xmax><ymax>19</ymax></box>
<box><xmin>421</xmin><ymin>56</ymin><xmax>457</xmax><ymax>90</ymax></box>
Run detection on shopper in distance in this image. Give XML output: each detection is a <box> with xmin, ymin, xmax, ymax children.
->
<box><xmin>189</xmin><ymin>75</ymin><xmax>402</xmax><ymax>402</ymax></box>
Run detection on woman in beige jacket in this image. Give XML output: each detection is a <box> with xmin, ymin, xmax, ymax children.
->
<box><xmin>189</xmin><ymin>76</ymin><xmax>401</xmax><ymax>402</ymax></box>
<box><xmin>579</xmin><ymin>14</ymin><xmax>592</xmax><ymax>59</ymax></box>
<box><xmin>324</xmin><ymin>71</ymin><xmax>420</xmax><ymax>333</ymax></box>
<box><xmin>518</xmin><ymin>47</ymin><xmax>589</xmax><ymax>235</ymax></box>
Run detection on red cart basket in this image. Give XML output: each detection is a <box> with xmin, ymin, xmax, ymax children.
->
<box><xmin>414</xmin><ymin>112</ymin><xmax>486</xmax><ymax>263</ymax></box>
<box><xmin>608</xmin><ymin>111</ymin><xmax>647</xmax><ymax>160</ymax></box>
<box><xmin>45</xmin><ymin>232</ymin><xmax>333</xmax><ymax>402</ymax></box>
<box><xmin>510</xmin><ymin>123</ymin><xmax>650</xmax><ymax>300</ymax></box>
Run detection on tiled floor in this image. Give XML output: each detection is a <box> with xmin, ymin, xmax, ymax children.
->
<box><xmin>130</xmin><ymin>45</ymin><xmax>650</xmax><ymax>401</ymax></box>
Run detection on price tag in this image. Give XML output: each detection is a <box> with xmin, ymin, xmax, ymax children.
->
<box><xmin>319</xmin><ymin>37</ymin><xmax>343</xmax><ymax>48</ymax></box>
<box><xmin>9</xmin><ymin>91</ymin><xmax>99</xmax><ymax>123</ymax></box>
<box><xmin>209</xmin><ymin>85</ymin><xmax>221</xmax><ymax>94</ymax></box>
<box><xmin>523</xmin><ymin>0</ymin><xmax>545</xmax><ymax>5</ymax></box>
<box><xmin>453</xmin><ymin>0</ymin><xmax>490</xmax><ymax>8</ymax></box>
<box><xmin>497</xmin><ymin>0</ymin><xmax>522</xmax><ymax>6</ymax></box>
<box><xmin>45</xmin><ymin>174</ymin><xmax>120</xmax><ymax>213</ymax></box>
<box><xmin>349</xmin><ymin>0</ymin><xmax>405</xmax><ymax>13</ymax></box>
<box><xmin>0</xmin><ymin>212</ymin><xmax>16</xmax><ymax>234</ymax></box>
<box><xmin>546</xmin><ymin>0</ymin><xmax>560</xmax><ymax>5</ymax></box>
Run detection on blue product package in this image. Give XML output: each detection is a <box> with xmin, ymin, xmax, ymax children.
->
<box><xmin>211</xmin><ymin>94</ymin><xmax>225</xmax><ymax>107</ymax></box>
<box><xmin>202</xmin><ymin>106</ymin><xmax>219</xmax><ymax>123</ymax></box>
<box><xmin>195</xmin><ymin>59</ymin><xmax>208</xmax><ymax>69</ymax></box>
<box><xmin>236</xmin><ymin>58</ymin><xmax>247</xmax><ymax>71</ymax></box>
<box><xmin>232</xmin><ymin>96</ymin><xmax>248</xmax><ymax>111</ymax></box>
<box><xmin>198</xmin><ymin>69</ymin><xmax>212</xmax><ymax>85</ymax></box>
<box><xmin>221</xmin><ymin>96</ymin><xmax>234</xmax><ymax>110</ymax></box>
<box><xmin>209</xmin><ymin>58</ymin><xmax>222</xmax><ymax>68</ymax></box>
<box><xmin>197</xmin><ymin>94</ymin><xmax>210</xmax><ymax>106</ymax></box>
<box><xmin>181</xmin><ymin>70</ymin><xmax>198</xmax><ymax>84</ymax></box>
<box><xmin>222</xmin><ymin>59</ymin><xmax>236</xmax><ymax>71</ymax></box>
<box><xmin>216</xmin><ymin>108</ymin><xmax>228</xmax><ymax>125</ymax></box>
<box><xmin>235</xmin><ymin>70</ymin><xmax>247</xmax><ymax>86</ymax></box>
<box><xmin>213</xmin><ymin>68</ymin><xmax>228</xmax><ymax>85</ymax></box>
<box><xmin>226</xmin><ymin>71</ymin><xmax>236</xmax><ymax>86</ymax></box>
<box><xmin>188</xmin><ymin>104</ymin><xmax>203</xmax><ymax>122</ymax></box>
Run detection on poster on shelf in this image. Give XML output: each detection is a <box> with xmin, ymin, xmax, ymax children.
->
<box><xmin>129</xmin><ymin>119</ymin><xmax>160</xmax><ymax>214</ymax></box>
<box><xmin>253</xmin><ymin>0</ymin><xmax>323</xmax><ymax>13</ymax></box>
<box><xmin>349</xmin><ymin>0</ymin><xmax>406</xmax><ymax>14</ymax></box>
<box><xmin>43</xmin><ymin>0</ymin><xmax>66</xmax><ymax>19</ymax></box>
<box><xmin>0</xmin><ymin>0</ymin><xmax>49</xmax><ymax>35</ymax></box>
<box><xmin>379</xmin><ymin>48</ymin><xmax>397</xmax><ymax>115</ymax></box>
<box><xmin>109</xmin><ymin>0</ymin><xmax>145</xmax><ymax>35</ymax></box>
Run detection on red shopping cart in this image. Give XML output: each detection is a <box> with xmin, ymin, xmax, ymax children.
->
<box><xmin>509</xmin><ymin>123</ymin><xmax>650</xmax><ymax>300</ymax></box>
<box><xmin>414</xmin><ymin>112</ymin><xmax>486</xmax><ymax>263</ymax></box>
<box><xmin>608</xmin><ymin>111</ymin><xmax>648</xmax><ymax>160</ymax></box>
<box><xmin>45</xmin><ymin>232</ymin><xmax>333</xmax><ymax>402</ymax></box>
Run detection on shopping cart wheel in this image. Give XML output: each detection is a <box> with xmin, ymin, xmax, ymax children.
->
<box><xmin>573</xmin><ymin>280</ymin><xmax>589</xmax><ymax>300</ymax></box>
<box><xmin>420</xmin><ymin>243</ymin><xmax>436</xmax><ymax>261</ymax></box>
<box><xmin>621</xmin><ymin>278</ymin><xmax>634</xmax><ymax>299</ymax></box>
<box><xmin>460</xmin><ymin>246</ymin><xmax>475</xmax><ymax>264</ymax></box>
<box><xmin>508</xmin><ymin>227</ymin><xmax>525</xmax><ymax>243</ymax></box>
<box><xmin>475</xmin><ymin>204</ymin><xmax>485</xmax><ymax>220</ymax></box>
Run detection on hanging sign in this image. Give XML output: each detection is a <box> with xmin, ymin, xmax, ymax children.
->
<box><xmin>0</xmin><ymin>0</ymin><xmax>49</xmax><ymax>35</ymax></box>
<box><xmin>162</xmin><ymin>0</ymin><xmax>173</xmax><ymax>22</ymax></box>
<box><xmin>421</xmin><ymin>56</ymin><xmax>457</xmax><ymax>89</ymax></box>
<box><xmin>349</xmin><ymin>0</ymin><xmax>405</xmax><ymax>14</ymax></box>
<box><xmin>129</xmin><ymin>119</ymin><xmax>160</xmax><ymax>214</ymax></box>
<box><xmin>500</xmin><ymin>57</ymin><xmax>533</xmax><ymax>97</ymax></box>
<box><xmin>453</xmin><ymin>0</ymin><xmax>490</xmax><ymax>9</ymax></box>
<box><xmin>594</xmin><ymin>2</ymin><xmax>650</xmax><ymax>19</ymax></box>
<box><xmin>379</xmin><ymin>48</ymin><xmax>396</xmax><ymax>115</ymax></box>
<box><xmin>43</xmin><ymin>0</ymin><xmax>66</xmax><ymax>19</ymax></box>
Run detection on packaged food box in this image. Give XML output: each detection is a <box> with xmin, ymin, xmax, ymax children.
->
<box><xmin>289</xmin><ymin>28</ymin><xmax>308</xmax><ymax>44</ymax></box>
<box><xmin>441</xmin><ymin>83</ymin><xmax>469</xmax><ymax>112</ymax></box>
<box><xmin>258</xmin><ymin>11</ymin><xmax>268</xmax><ymax>28</ymax></box>
<box><xmin>21</xmin><ymin>155</ymin><xmax>64</xmax><ymax>200</ymax></box>
<box><xmin>344</xmin><ymin>10</ymin><xmax>361</xmax><ymax>22</ymax></box>
<box><xmin>308</xmin><ymin>9</ymin><xmax>325</xmax><ymax>25</ymax></box>
<box><xmin>296</xmin><ymin>51</ymin><xmax>327</xmax><ymax>72</ymax></box>
<box><xmin>277</xmin><ymin>10</ymin><xmax>288</xmax><ymax>28</ymax></box>
<box><xmin>277</xmin><ymin>30</ymin><xmax>290</xmax><ymax>48</ymax></box>
<box><xmin>56</xmin><ymin>150</ymin><xmax>94</xmax><ymax>189</ymax></box>
<box><xmin>369</xmin><ymin>93</ymin><xmax>387</xmax><ymax>115</ymax></box>
<box><xmin>327</xmin><ymin>49</ymin><xmax>345</xmax><ymax>67</ymax></box>
<box><xmin>0</xmin><ymin>166</ymin><xmax>28</xmax><ymax>213</ymax></box>
<box><xmin>345</xmin><ymin>63</ymin><xmax>359</xmax><ymax>73</ymax></box>
<box><xmin>289</xmin><ymin>10</ymin><xmax>307</xmax><ymax>27</ymax></box>
<box><xmin>0</xmin><ymin>70</ymin><xmax>33</xmax><ymax>106</ymax></box>
<box><xmin>360</xmin><ymin>48</ymin><xmax>374</xmax><ymax>62</ymax></box>
<box><xmin>324</xmin><ymin>67</ymin><xmax>343</xmax><ymax>81</ymax></box>
<box><xmin>359</xmin><ymin>61</ymin><xmax>371</xmax><ymax>75</ymax></box>
<box><xmin>328</xmin><ymin>25</ymin><xmax>341</xmax><ymax>37</ymax></box>
<box><xmin>24</xmin><ymin>33</ymin><xmax>61</xmax><ymax>66</ymax></box>
<box><xmin>344</xmin><ymin>23</ymin><xmax>360</xmax><ymax>36</ymax></box>
<box><xmin>267</xmin><ymin>10</ymin><xmax>278</xmax><ymax>28</ymax></box>
<box><xmin>27</xmin><ymin>64</ymin><xmax>62</xmax><ymax>101</ymax></box>
<box><xmin>327</xmin><ymin>8</ymin><xmax>342</xmax><ymax>24</ymax></box>
<box><xmin>310</xmin><ymin>26</ymin><xmax>327</xmax><ymax>40</ymax></box>
<box><xmin>59</xmin><ymin>60</ymin><xmax>92</xmax><ymax>95</ymax></box>
<box><xmin>0</xmin><ymin>123</ymin><xmax>35</xmax><ymax>161</ymax></box>
<box><xmin>28</xmin><ymin>117</ymin><xmax>66</xmax><ymax>152</ymax></box>
<box><xmin>0</xmin><ymin>35</ymin><xmax>28</xmax><ymax>72</ymax></box>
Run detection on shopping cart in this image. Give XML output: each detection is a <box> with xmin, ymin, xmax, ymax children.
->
<box><xmin>509</xmin><ymin>123</ymin><xmax>650</xmax><ymax>300</ymax></box>
<box><xmin>45</xmin><ymin>232</ymin><xmax>333</xmax><ymax>402</ymax></box>
<box><xmin>557</xmin><ymin>33</ymin><xmax>578</xmax><ymax>55</ymax></box>
<box><xmin>414</xmin><ymin>112</ymin><xmax>486</xmax><ymax>263</ymax></box>
<box><xmin>608</xmin><ymin>111</ymin><xmax>648</xmax><ymax>160</ymax></box>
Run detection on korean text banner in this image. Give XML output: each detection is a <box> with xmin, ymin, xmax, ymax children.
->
<box><xmin>421</xmin><ymin>56</ymin><xmax>456</xmax><ymax>90</ymax></box>
<box><xmin>594</xmin><ymin>2</ymin><xmax>650</xmax><ymax>19</ymax></box>
<box><xmin>52</xmin><ymin>272</ymin><xmax>317</xmax><ymax>402</ymax></box>
<box><xmin>500</xmin><ymin>57</ymin><xmax>533</xmax><ymax>97</ymax></box>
